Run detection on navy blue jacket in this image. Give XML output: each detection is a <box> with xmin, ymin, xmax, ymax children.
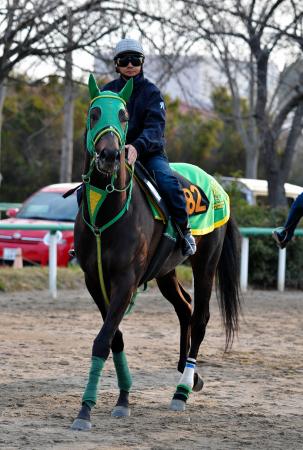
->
<box><xmin>102</xmin><ymin>73</ymin><xmax>166</xmax><ymax>161</ymax></box>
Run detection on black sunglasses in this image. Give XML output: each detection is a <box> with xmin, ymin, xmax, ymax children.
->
<box><xmin>116</xmin><ymin>55</ymin><xmax>144</xmax><ymax>67</ymax></box>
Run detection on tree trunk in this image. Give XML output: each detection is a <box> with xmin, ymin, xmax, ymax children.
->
<box><xmin>0</xmin><ymin>80</ymin><xmax>7</xmax><ymax>186</ymax></box>
<box><xmin>245</xmin><ymin>145</ymin><xmax>258</xmax><ymax>179</ymax></box>
<box><xmin>281</xmin><ymin>102</ymin><xmax>303</xmax><ymax>180</ymax></box>
<box><xmin>264</xmin><ymin>100</ymin><xmax>303</xmax><ymax>206</ymax></box>
<box><xmin>267</xmin><ymin>169</ymin><xmax>287</xmax><ymax>207</ymax></box>
<box><xmin>263</xmin><ymin>132</ymin><xmax>288</xmax><ymax>207</ymax></box>
<box><xmin>60</xmin><ymin>11</ymin><xmax>74</xmax><ymax>183</ymax></box>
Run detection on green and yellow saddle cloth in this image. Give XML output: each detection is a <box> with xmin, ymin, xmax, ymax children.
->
<box><xmin>134</xmin><ymin>162</ymin><xmax>230</xmax><ymax>237</ymax></box>
<box><xmin>170</xmin><ymin>162</ymin><xmax>230</xmax><ymax>235</ymax></box>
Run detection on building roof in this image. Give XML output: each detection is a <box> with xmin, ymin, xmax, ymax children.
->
<box><xmin>221</xmin><ymin>176</ymin><xmax>302</xmax><ymax>204</ymax></box>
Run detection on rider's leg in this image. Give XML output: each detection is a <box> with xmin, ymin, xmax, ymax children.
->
<box><xmin>273</xmin><ymin>192</ymin><xmax>303</xmax><ymax>248</ymax></box>
<box><xmin>144</xmin><ymin>154</ymin><xmax>196</xmax><ymax>256</ymax></box>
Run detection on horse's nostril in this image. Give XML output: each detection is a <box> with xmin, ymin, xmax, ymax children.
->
<box><xmin>97</xmin><ymin>148</ymin><xmax>120</xmax><ymax>166</ymax></box>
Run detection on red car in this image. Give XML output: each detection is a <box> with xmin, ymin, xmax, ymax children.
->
<box><xmin>0</xmin><ymin>183</ymin><xmax>80</xmax><ymax>267</ymax></box>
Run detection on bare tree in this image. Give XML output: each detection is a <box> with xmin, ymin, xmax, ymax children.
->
<box><xmin>167</xmin><ymin>0</ymin><xmax>303</xmax><ymax>206</ymax></box>
<box><xmin>60</xmin><ymin>8</ymin><xmax>74</xmax><ymax>183</ymax></box>
<box><xmin>0</xmin><ymin>0</ymin><xmax>162</xmax><ymax>184</ymax></box>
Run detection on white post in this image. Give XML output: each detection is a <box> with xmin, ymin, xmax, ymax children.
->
<box><xmin>277</xmin><ymin>248</ymin><xmax>286</xmax><ymax>292</ymax></box>
<box><xmin>49</xmin><ymin>232</ymin><xmax>58</xmax><ymax>299</ymax></box>
<box><xmin>240</xmin><ymin>237</ymin><xmax>249</xmax><ymax>292</ymax></box>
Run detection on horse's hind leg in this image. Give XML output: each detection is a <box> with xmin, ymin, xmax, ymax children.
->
<box><xmin>156</xmin><ymin>270</ymin><xmax>192</xmax><ymax>373</ymax></box>
<box><xmin>170</xmin><ymin>229</ymin><xmax>225</xmax><ymax>412</ymax></box>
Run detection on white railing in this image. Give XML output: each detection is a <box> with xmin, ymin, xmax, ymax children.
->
<box><xmin>0</xmin><ymin>224</ymin><xmax>301</xmax><ymax>297</ymax></box>
<box><xmin>0</xmin><ymin>223</ymin><xmax>74</xmax><ymax>298</ymax></box>
<box><xmin>239</xmin><ymin>227</ymin><xmax>303</xmax><ymax>292</ymax></box>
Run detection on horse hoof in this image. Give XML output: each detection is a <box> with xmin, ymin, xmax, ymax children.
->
<box><xmin>170</xmin><ymin>399</ymin><xmax>186</xmax><ymax>412</ymax></box>
<box><xmin>193</xmin><ymin>372</ymin><xmax>204</xmax><ymax>392</ymax></box>
<box><xmin>71</xmin><ymin>418</ymin><xmax>92</xmax><ymax>431</ymax></box>
<box><xmin>111</xmin><ymin>405</ymin><xmax>131</xmax><ymax>417</ymax></box>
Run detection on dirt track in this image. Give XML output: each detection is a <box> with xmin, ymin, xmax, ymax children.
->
<box><xmin>0</xmin><ymin>287</ymin><xmax>302</xmax><ymax>449</ymax></box>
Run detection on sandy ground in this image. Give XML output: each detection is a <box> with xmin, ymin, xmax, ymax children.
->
<box><xmin>0</xmin><ymin>286</ymin><xmax>302</xmax><ymax>450</ymax></box>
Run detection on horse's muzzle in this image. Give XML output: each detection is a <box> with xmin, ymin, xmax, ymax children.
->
<box><xmin>96</xmin><ymin>148</ymin><xmax>120</xmax><ymax>175</ymax></box>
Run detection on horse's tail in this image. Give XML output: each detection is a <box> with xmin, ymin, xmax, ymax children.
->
<box><xmin>216</xmin><ymin>216</ymin><xmax>242</xmax><ymax>351</ymax></box>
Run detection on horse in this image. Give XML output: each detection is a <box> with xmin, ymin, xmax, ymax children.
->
<box><xmin>71</xmin><ymin>74</ymin><xmax>241</xmax><ymax>430</ymax></box>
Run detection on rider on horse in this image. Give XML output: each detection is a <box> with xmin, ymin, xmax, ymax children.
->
<box><xmin>70</xmin><ymin>52</ymin><xmax>240</xmax><ymax>427</ymax></box>
<box><xmin>100</xmin><ymin>38</ymin><xmax>196</xmax><ymax>257</ymax></box>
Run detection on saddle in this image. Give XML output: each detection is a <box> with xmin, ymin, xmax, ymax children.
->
<box><xmin>134</xmin><ymin>162</ymin><xmax>169</xmax><ymax>221</ymax></box>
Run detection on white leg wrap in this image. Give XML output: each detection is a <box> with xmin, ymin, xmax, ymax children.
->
<box><xmin>178</xmin><ymin>358</ymin><xmax>196</xmax><ymax>389</ymax></box>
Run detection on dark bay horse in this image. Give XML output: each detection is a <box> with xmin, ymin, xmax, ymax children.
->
<box><xmin>71</xmin><ymin>75</ymin><xmax>241</xmax><ymax>430</ymax></box>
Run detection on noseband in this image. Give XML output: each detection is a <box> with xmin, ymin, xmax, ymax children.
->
<box><xmin>94</xmin><ymin>131</ymin><xmax>122</xmax><ymax>177</ymax></box>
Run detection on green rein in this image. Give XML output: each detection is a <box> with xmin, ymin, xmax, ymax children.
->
<box><xmin>81</xmin><ymin>156</ymin><xmax>134</xmax><ymax>306</ymax></box>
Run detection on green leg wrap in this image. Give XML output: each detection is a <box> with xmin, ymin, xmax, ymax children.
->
<box><xmin>113</xmin><ymin>351</ymin><xmax>132</xmax><ymax>392</ymax></box>
<box><xmin>82</xmin><ymin>356</ymin><xmax>105</xmax><ymax>407</ymax></box>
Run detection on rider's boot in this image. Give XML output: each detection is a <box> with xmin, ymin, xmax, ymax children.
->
<box><xmin>176</xmin><ymin>223</ymin><xmax>196</xmax><ymax>256</ymax></box>
<box><xmin>182</xmin><ymin>228</ymin><xmax>197</xmax><ymax>256</ymax></box>
<box><xmin>272</xmin><ymin>192</ymin><xmax>303</xmax><ymax>249</ymax></box>
<box><xmin>272</xmin><ymin>227</ymin><xmax>291</xmax><ymax>249</ymax></box>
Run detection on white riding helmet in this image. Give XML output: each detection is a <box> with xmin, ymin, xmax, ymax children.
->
<box><xmin>114</xmin><ymin>38</ymin><xmax>145</xmax><ymax>59</ymax></box>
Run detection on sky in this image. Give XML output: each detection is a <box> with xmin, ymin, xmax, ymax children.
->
<box><xmin>17</xmin><ymin>50</ymin><xmax>95</xmax><ymax>83</ymax></box>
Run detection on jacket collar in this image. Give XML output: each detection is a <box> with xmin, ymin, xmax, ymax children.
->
<box><xmin>119</xmin><ymin>72</ymin><xmax>144</xmax><ymax>91</ymax></box>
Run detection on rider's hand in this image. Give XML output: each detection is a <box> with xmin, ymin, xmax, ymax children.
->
<box><xmin>125</xmin><ymin>144</ymin><xmax>138</xmax><ymax>165</ymax></box>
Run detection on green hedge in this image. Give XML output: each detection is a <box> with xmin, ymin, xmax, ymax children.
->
<box><xmin>228</xmin><ymin>184</ymin><xmax>303</xmax><ymax>289</ymax></box>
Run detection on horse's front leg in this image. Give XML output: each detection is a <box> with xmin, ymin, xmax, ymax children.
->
<box><xmin>71</xmin><ymin>280</ymin><xmax>134</xmax><ymax>430</ymax></box>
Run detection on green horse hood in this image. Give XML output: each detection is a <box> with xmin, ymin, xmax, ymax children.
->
<box><xmin>86</xmin><ymin>74</ymin><xmax>133</xmax><ymax>154</ymax></box>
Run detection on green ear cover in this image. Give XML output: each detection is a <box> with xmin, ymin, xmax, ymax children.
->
<box><xmin>88</xmin><ymin>74</ymin><xmax>101</xmax><ymax>100</ymax></box>
<box><xmin>118</xmin><ymin>78</ymin><xmax>133</xmax><ymax>102</ymax></box>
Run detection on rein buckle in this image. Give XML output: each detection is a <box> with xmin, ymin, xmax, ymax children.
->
<box><xmin>93</xmin><ymin>226</ymin><xmax>101</xmax><ymax>236</ymax></box>
<box><xmin>106</xmin><ymin>184</ymin><xmax>115</xmax><ymax>193</ymax></box>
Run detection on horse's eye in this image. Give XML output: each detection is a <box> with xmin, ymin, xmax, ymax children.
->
<box><xmin>90</xmin><ymin>107</ymin><xmax>101</xmax><ymax>128</ymax></box>
<box><xmin>118</xmin><ymin>108</ymin><xmax>129</xmax><ymax>124</ymax></box>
